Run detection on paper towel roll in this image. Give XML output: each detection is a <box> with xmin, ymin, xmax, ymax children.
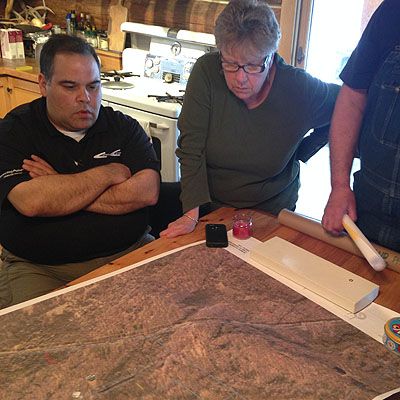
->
<box><xmin>277</xmin><ymin>209</ymin><xmax>400</xmax><ymax>273</ymax></box>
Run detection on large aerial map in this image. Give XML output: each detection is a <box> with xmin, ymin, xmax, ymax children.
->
<box><xmin>1</xmin><ymin>243</ymin><xmax>399</xmax><ymax>399</ymax></box>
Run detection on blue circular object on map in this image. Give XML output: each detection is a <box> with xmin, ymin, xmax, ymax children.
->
<box><xmin>383</xmin><ymin>317</ymin><xmax>400</xmax><ymax>356</ymax></box>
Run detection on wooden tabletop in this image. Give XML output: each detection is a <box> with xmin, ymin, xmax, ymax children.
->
<box><xmin>66</xmin><ymin>207</ymin><xmax>400</xmax><ymax>314</ymax></box>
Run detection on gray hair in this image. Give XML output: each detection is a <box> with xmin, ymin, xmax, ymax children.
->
<box><xmin>214</xmin><ymin>0</ymin><xmax>281</xmax><ymax>55</ymax></box>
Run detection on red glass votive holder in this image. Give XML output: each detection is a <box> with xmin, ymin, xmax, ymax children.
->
<box><xmin>233</xmin><ymin>214</ymin><xmax>253</xmax><ymax>239</ymax></box>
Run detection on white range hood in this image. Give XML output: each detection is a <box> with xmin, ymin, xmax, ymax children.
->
<box><xmin>121</xmin><ymin>22</ymin><xmax>216</xmax><ymax>46</ymax></box>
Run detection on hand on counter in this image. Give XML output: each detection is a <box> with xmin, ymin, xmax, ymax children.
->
<box><xmin>160</xmin><ymin>207</ymin><xmax>199</xmax><ymax>238</ymax></box>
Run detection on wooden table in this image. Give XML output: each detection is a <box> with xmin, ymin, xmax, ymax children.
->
<box><xmin>66</xmin><ymin>207</ymin><xmax>400</xmax><ymax>314</ymax></box>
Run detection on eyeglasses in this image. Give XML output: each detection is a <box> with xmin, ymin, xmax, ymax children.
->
<box><xmin>220</xmin><ymin>53</ymin><xmax>270</xmax><ymax>74</ymax></box>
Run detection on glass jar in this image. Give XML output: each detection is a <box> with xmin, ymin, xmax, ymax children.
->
<box><xmin>85</xmin><ymin>31</ymin><xmax>98</xmax><ymax>48</ymax></box>
<box><xmin>97</xmin><ymin>31</ymin><xmax>108</xmax><ymax>50</ymax></box>
<box><xmin>232</xmin><ymin>214</ymin><xmax>253</xmax><ymax>239</ymax></box>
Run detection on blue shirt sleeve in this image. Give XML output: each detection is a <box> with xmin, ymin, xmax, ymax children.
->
<box><xmin>340</xmin><ymin>0</ymin><xmax>400</xmax><ymax>90</ymax></box>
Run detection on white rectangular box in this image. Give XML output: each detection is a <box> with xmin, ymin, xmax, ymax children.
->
<box><xmin>14</xmin><ymin>29</ymin><xmax>25</xmax><ymax>59</ymax></box>
<box><xmin>250</xmin><ymin>236</ymin><xmax>379</xmax><ymax>313</ymax></box>
<box><xmin>0</xmin><ymin>29</ymin><xmax>17</xmax><ymax>60</ymax></box>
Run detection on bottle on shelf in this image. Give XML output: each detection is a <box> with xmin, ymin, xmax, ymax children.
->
<box><xmin>77</xmin><ymin>13</ymin><xmax>85</xmax><ymax>31</ymax></box>
<box><xmin>91</xmin><ymin>16</ymin><xmax>97</xmax><ymax>31</ymax></box>
<box><xmin>84</xmin><ymin>14</ymin><xmax>96</xmax><ymax>32</ymax></box>
<box><xmin>66</xmin><ymin>13</ymin><xmax>72</xmax><ymax>35</ymax></box>
<box><xmin>70</xmin><ymin>10</ymin><xmax>77</xmax><ymax>35</ymax></box>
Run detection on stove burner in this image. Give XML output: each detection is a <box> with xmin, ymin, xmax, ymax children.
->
<box><xmin>148</xmin><ymin>91</ymin><xmax>185</xmax><ymax>105</ymax></box>
<box><xmin>102</xmin><ymin>81</ymin><xmax>135</xmax><ymax>90</ymax></box>
<box><xmin>101</xmin><ymin>70</ymin><xmax>139</xmax><ymax>79</ymax></box>
<box><xmin>101</xmin><ymin>71</ymin><xmax>139</xmax><ymax>90</ymax></box>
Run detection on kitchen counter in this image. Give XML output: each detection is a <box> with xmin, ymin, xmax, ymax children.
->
<box><xmin>0</xmin><ymin>57</ymin><xmax>39</xmax><ymax>82</ymax></box>
<box><xmin>0</xmin><ymin>48</ymin><xmax>122</xmax><ymax>79</ymax></box>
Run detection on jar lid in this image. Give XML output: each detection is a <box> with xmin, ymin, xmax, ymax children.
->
<box><xmin>383</xmin><ymin>317</ymin><xmax>400</xmax><ymax>356</ymax></box>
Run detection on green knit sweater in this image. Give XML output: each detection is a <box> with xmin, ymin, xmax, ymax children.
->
<box><xmin>177</xmin><ymin>52</ymin><xmax>340</xmax><ymax>215</ymax></box>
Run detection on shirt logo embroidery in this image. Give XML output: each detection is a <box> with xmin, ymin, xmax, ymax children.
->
<box><xmin>93</xmin><ymin>149</ymin><xmax>122</xmax><ymax>159</ymax></box>
<box><xmin>0</xmin><ymin>169</ymin><xmax>24</xmax><ymax>180</ymax></box>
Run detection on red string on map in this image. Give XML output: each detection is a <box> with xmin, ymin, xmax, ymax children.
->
<box><xmin>44</xmin><ymin>354</ymin><xmax>56</xmax><ymax>364</ymax></box>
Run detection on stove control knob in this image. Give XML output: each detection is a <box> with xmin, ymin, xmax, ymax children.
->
<box><xmin>145</xmin><ymin>70</ymin><xmax>153</xmax><ymax>77</ymax></box>
<box><xmin>164</xmin><ymin>73</ymin><xmax>173</xmax><ymax>83</ymax></box>
<box><xmin>171</xmin><ymin>42</ymin><xmax>182</xmax><ymax>57</ymax></box>
<box><xmin>145</xmin><ymin>59</ymin><xmax>154</xmax><ymax>69</ymax></box>
<box><xmin>154</xmin><ymin>66</ymin><xmax>160</xmax><ymax>74</ymax></box>
<box><xmin>154</xmin><ymin>57</ymin><xmax>161</xmax><ymax>65</ymax></box>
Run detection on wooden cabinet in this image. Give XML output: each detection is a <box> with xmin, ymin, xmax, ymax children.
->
<box><xmin>8</xmin><ymin>77</ymin><xmax>41</xmax><ymax>110</ymax></box>
<box><xmin>0</xmin><ymin>76</ymin><xmax>11</xmax><ymax>118</ymax></box>
<box><xmin>96</xmin><ymin>49</ymin><xmax>122</xmax><ymax>71</ymax></box>
<box><xmin>0</xmin><ymin>76</ymin><xmax>41</xmax><ymax>118</ymax></box>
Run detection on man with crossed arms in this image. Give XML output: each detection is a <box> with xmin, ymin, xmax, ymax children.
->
<box><xmin>0</xmin><ymin>34</ymin><xmax>160</xmax><ymax>308</ymax></box>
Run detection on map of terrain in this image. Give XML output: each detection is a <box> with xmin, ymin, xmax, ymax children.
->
<box><xmin>1</xmin><ymin>243</ymin><xmax>399</xmax><ymax>399</ymax></box>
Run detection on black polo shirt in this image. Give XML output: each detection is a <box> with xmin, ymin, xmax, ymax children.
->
<box><xmin>0</xmin><ymin>97</ymin><xmax>160</xmax><ymax>264</ymax></box>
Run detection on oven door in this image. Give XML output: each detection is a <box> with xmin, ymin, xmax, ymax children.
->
<box><xmin>102</xmin><ymin>100</ymin><xmax>180</xmax><ymax>182</ymax></box>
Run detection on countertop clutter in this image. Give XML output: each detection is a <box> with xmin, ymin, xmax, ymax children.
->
<box><xmin>0</xmin><ymin>57</ymin><xmax>39</xmax><ymax>82</ymax></box>
<box><xmin>0</xmin><ymin>49</ymin><xmax>121</xmax><ymax>79</ymax></box>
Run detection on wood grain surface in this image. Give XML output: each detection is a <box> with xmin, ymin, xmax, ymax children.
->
<box><xmin>1</xmin><ymin>1</ymin><xmax>282</xmax><ymax>35</ymax></box>
<box><xmin>107</xmin><ymin>0</ymin><xmax>128</xmax><ymax>52</ymax></box>
<box><xmin>65</xmin><ymin>207</ymin><xmax>400</xmax><ymax>314</ymax></box>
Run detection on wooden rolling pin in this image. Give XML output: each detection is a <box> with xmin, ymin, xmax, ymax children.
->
<box><xmin>277</xmin><ymin>209</ymin><xmax>400</xmax><ymax>273</ymax></box>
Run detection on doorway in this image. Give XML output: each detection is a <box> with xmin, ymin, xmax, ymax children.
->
<box><xmin>294</xmin><ymin>0</ymin><xmax>382</xmax><ymax>220</ymax></box>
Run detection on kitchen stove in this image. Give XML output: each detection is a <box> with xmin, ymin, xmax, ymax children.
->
<box><xmin>101</xmin><ymin>71</ymin><xmax>139</xmax><ymax>79</ymax></box>
<box><xmin>101</xmin><ymin>74</ymin><xmax>184</xmax><ymax>118</ymax></box>
<box><xmin>101</xmin><ymin>22</ymin><xmax>217</xmax><ymax>182</ymax></box>
<box><xmin>148</xmin><ymin>93</ymin><xmax>184</xmax><ymax>105</ymax></box>
<box><xmin>100</xmin><ymin>71</ymin><xmax>140</xmax><ymax>89</ymax></box>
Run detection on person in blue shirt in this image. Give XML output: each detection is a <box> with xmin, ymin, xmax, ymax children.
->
<box><xmin>322</xmin><ymin>0</ymin><xmax>400</xmax><ymax>252</ymax></box>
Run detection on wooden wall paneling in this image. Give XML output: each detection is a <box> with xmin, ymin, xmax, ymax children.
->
<box><xmin>1</xmin><ymin>0</ymin><xmax>112</xmax><ymax>31</ymax></box>
<box><xmin>152</xmin><ymin>0</ymin><xmax>178</xmax><ymax>28</ymax></box>
<box><xmin>186</xmin><ymin>1</ymin><xmax>225</xmax><ymax>33</ymax></box>
<box><xmin>126</xmin><ymin>0</ymin><xmax>281</xmax><ymax>34</ymax></box>
<box><xmin>1</xmin><ymin>0</ymin><xmax>286</xmax><ymax>56</ymax></box>
<box><xmin>125</xmin><ymin>0</ymin><xmax>226</xmax><ymax>33</ymax></box>
<box><xmin>2</xmin><ymin>0</ymin><xmax>283</xmax><ymax>34</ymax></box>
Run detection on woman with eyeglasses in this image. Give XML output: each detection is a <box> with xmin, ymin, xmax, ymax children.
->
<box><xmin>160</xmin><ymin>0</ymin><xmax>340</xmax><ymax>238</ymax></box>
